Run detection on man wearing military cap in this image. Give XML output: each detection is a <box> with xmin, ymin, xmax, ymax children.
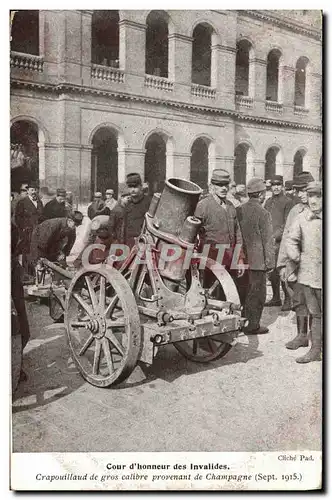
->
<box><xmin>87</xmin><ymin>191</ymin><xmax>111</xmax><ymax>220</ymax></box>
<box><xmin>105</xmin><ymin>188</ymin><xmax>117</xmax><ymax>212</ymax></box>
<box><xmin>285</xmin><ymin>181</ymin><xmax>322</xmax><ymax>363</ymax></box>
<box><xmin>195</xmin><ymin>168</ymin><xmax>244</xmax><ymax>302</ymax></box>
<box><xmin>123</xmin><ymin>172</ymin><xmax>152</xmax><ymax>247</ymax></box>
<box><xmin>264</xmin><ymin>174</ymin><xmax>294</xmax><ymax>309</ymax></box>
<box><xmin>237</xmin><ymin>178</ymin><xmax>275</xmax><ymax>334</ymax></box>
<box><xmin>43</xmin><ymin>187</ymin><xmax>69</xmax><ymax>220</ymax></box>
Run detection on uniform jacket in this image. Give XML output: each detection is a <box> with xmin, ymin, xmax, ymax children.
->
<box><xmin>29</xmin><ymin>217</ymin><xmax>76</xmax><ymax>264</ymax></box>
<box><xmin>237</xmin><ymin>198</ymin><xmax>275</xmax><ymax>271</ymax></box>
<box><xmin>277</xmin><ymin>203</ymin><xmax>309</xmax><ymax>274</ymax></box>
<box><xmin>264</xmin><ymin>193</ymin><xmax>294</xmax><ymax>245</ymax></box>
<box><xmin>125</xmin><ymin>195</ymin><xmax>151</xmax><ymax>247</ymax></box>
<box><xmin>15</xmin><ymin>196</ymin><xmax>44</xmax><ymax>254</ymax></box>
<box><xmin>43</xmin><ymin>198</ymin><xmax>68</xmax><ymax>220</ymax></box>
<box><xmin>286</xmin><ymin>210</ymin><xmax>322</xmax><ymax>289</ymax></box>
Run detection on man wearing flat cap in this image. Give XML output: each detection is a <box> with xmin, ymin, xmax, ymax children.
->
<box><xmin>264</xmin><ymin>174</ymin><xmax>294</xmax><ymax>309</ymax></box>
<box><xmin>105</xmin><ymin>188</ymin><xmax>117</xmax><ymax>212</ymax></box>
<box><xmin>277</xmin><ymin>171</ymin><xmax>314</xmax><ymax>349</ymax></box>
<box><xmin>195</xmin><ymin>168</ymin><xmax>244</xmax><ymax>301</ymax></box>
<box><xmin>285</xmin><ymin>181</ymin><xmax>322</xmax><ymax>363</ymax></box>
<box><xmin>284</xmin><ymin>180</ymin><xmax>295</xmax><ymax>201</ymax></box>
<box><xmin>237</xmin><ymin>178</ymin><xmax>275</xmax><ymax>334</ymax></box>
<box><xmin>29</xmin><ymin>211</ymin><xmax>83</xmax><ymax>267</ymax></box>
<box><xmin>43</xmin><ymin>188</ymin><xmax>68</xmax><ymax>220</ymax></box>
<box><xmin>87</xmin><ymin>192</ymin><xmax>111</xmax><ymax>220</ymax></box>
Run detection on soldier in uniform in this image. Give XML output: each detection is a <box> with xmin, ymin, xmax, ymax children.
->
<box><xmin>124</xmin><ymin>173</ymin><xmax>152</xmax><ymax>248</ymax></box>
<box><xmin>43</xmin><ymin>188</ymin><xmax>68</xmax><ymax>220</ymax></box>
<box><xmin>104</xmin><ymin>188</ymin><xmax>117</xmax><ymax>212</ymax></box>
<box><xmin>194</xmin><ymin>169</ymin><xmax>244</xmax><ymax>303</ymax></box>
<box><xmin>264</xmin><ymin>175</ymin><xmax>294</xmax><ymax>310</ymax></box>
<box><xmin>29</xmin><ymin>211</ymin><xmax>83</xmax><ymax>267</ymax></box>
<box><xmin>87</xmin><ymin>192</ymin><xmax>111</xmax><ymax>220</ymax></box>
<box><xmin>277</xmin><ymin>171</ymin><xmax>314</xmax><ymax>350</ymax></box>
<box><xmin>285</xmin><ymin>181</ymin><xmax>322</xmax><ymax>363</ymax></box>
<box><xmin>237</xmin><ymin>178</ymin><xmax>275</xmax><ymax>334</ymax></box>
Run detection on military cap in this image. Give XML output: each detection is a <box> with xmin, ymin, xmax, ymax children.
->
<box><xmin>247</xmin><ymin>177</ymin><xmax>266</xmax><ymax>194</ymax></box>
<box><xmin>56</xmin><ymin>188</ymin><xmax>66</xmax><ymax>196</ymax></box>
<box><xmin>94</xmin><ymin>191</ymin><xmax>102</xmax><ymax>198</ymax></box>
<box><xmin>306</xmin><ymin>181</ymin><xmax>322</xmax><ymax>195</ymax></box>
<box><xmin>236</xmin><ymin>184</ymin><xmax>246</xmax><ymax>195</ymax></box>
<box><xmin>284</xmin><ymin>180</ymin><xmax>294</xmax><ymax>190</ymax></box>
<box><xmin>270</xmin><ymin>175</ymin><xmax>283</xmax><ymax>185</ymax></box>
<box><xmin>211</xmin><ymin>169</ymin><xmax>230</xmax><ymax>185</ymax></box>
<box><xmin>68</xmin><ymin>210</ymin><xmax>84</xmax><ymax>226</ymax></box>
<box><xmin>126</xmin><ymin>173</ymin><xmax>142</xmax><ymax>187</ymax></box>
<box><xmin>293</xmin><ymin>172</ymin><xmax>314</xmax><ymax>189</ymax></box>
<box><xmin>106</xmin><ymin>188</ymin><xmax>114</xmax><ymax>195</ymax></box>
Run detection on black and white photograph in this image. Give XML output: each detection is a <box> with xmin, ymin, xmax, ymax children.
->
<box><xmin>9</xmin><ymin>7</ymin><xmax>323</xmax><ymax>491</ymax></box>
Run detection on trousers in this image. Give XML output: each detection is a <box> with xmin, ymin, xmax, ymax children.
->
<box><xmin>243</xmin><ymin>270</ymin><xmax>267</xmax><ymax>331</ymax></box>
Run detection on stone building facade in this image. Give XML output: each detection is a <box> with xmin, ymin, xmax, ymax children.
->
<box><xmin>10</xmin><ymin>9</ymin><xmax>322</xmax><ymax>208</ymax></box>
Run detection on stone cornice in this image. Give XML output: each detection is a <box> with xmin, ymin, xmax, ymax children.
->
<box><xmin>239</xmin><ymin>10</ymin><xmax>322</xmax><ymax>41</ymax></box>
<box><xmin>168</xmin><ymin>33</ymin><xmax>193</xmax><ymax>43</ymax></box>
<box><xmin>118</xmin><ymin>19</ymin><xmax>146</xmax><ymax>32</ymax></box>
<box><xmin>10</xmin><ymin>79</ymin><xmax>322</xmax><ymax>133</ymax></box>
<box><xmin>213</xmin><ymin>44</ymin><xmax>237</xmax><ymax>54</ymax></box>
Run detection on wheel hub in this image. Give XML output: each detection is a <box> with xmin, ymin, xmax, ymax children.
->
<box><xmin>85</xmin><ymin>313</ymin><xmax>106</xmax><ymax>339</ymax></box>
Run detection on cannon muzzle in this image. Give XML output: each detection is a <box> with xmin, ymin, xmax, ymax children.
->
<box><xmin>39</xmin><ymin>258</ymin><xmax>75</xmax><ymax>281</ymax></box>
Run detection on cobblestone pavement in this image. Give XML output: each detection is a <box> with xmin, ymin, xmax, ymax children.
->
<box><xmin>12</xmin><ymin>292</ymin><xmax>322</xmax><ymax>453</ymax></box>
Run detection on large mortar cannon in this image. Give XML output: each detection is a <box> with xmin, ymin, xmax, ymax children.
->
<box><xmin>27</xmin><ymin>178</ymin><xmax>247</xmax><ymax>387</ymax></box>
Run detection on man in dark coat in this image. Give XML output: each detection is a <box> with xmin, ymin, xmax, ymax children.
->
<box><xmin>124</xmin><ymin>173</ymin><xmax>152</xmax><ymax>248</ymax></box>
<box><xmin>43</xmin><ymin>188</ymin><xmax>68</xmax><ymax>220</ymax></box>
<box><xmin>237</xmin><ymin>178</ymin><xmax>275</xmax><ymax>334</ymax></box>
<box><xmin>194</xmin><ymin>169</ymin><xmax>245</xmax><ymax>303</ymax></box>
<box><xmin>264</xmin><ymin>174</ymin><xmax>294</xmax><ymax>309</ymax></box>
<box><xmin>15</xmin><ymin>181</ymin><xmax>44</xmax><ymax>279</ymax></box>
<box><xmin>29</xmin><ymin>211</ymin><xmax>83</xmax><ymax>266</ymax></box>
<box><xmin>87</xmin><ymin>192</ymin><xmax>111</xmax><ymax>220</ymax></box>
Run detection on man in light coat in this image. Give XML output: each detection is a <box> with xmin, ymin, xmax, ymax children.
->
<box><xmin>285</xmin><ymin>181</ymin><xmax>322</xmax><ymax>363</ymax></box>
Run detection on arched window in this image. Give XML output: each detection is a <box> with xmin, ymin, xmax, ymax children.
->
<box><xmin>265</xmin><ymin>146</ymin><xmax>282</xmax><ymax>180</ymax></box>
<box><xmin>144</xmin><ymin>133</ymin><xmax>167</xmax><ymax>195</ymax></box>
<box><xmin>235</xmin><ymin>40</ymin><xmax>253</xmax><ymax>97</ymax></box>
<box><xmin>293</xmin><ymin>149</ymin><xmax>306</xmax><ymax>177</ymax></box>
<box><xmin>91</xmin><ymin>11</ymin><xmax>119</xmax><ymax>67</ymax></box>
<box><xmin>266</xmin><ymin>49</ymin><xmax>282</xmax><ymax>102</ymax></box>
<box><xmin>190</xmin><ymin>138</ymin><xmax>209</xmax><ymax>190</ymax></box>
<box><xmin>294</xmin><ymin>57</ymin><xmax>309</xmax><ymax>107</ymax></box>
<box><xmin>192</xmin><ymin>23</ymin><xmax>213</xmax><ymax>87</ymax></box>
<box><xmin>11</xmin><ymin>120</ymin><xmax>39</xmax><ymax>192</ymax></box>
<box><xmin>146</xmin><ymin>11</ymin><xmax>169</xmax><ymax>78</ymax></box>
<box><xmin>91</xmin><ymin>127</ymin><xmax>118</xmax><ymax>198</ymax></box>
<box><xmin>10</xmin><ymin>10</ymin><xmax>39</xmax><ymax>55</ymax></box>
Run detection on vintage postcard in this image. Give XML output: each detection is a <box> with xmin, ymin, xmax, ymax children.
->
<box><xmin>10</xmin><ymin>8</ymin><xmax>322</xmax><ymax>491</ymax></box>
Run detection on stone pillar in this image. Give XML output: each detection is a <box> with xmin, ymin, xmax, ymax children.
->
<box><xmin>283</xmin><ymin>162</ymin><xmax>294</xmax><ymax>181</ymax></box>
<box><xmin>81</xmin><ymin>11</ymin><xmax>93</xmax><ymax>85</ymax></box>
<box><xmin>307</xmin><ymin>164</ymin><xmax>320</xmax><ymax>181</ymax></box>
<box><xmin>253</xmin><ymin>160</ymin><xmax>266</xmax><ymax>179</ymax></box>
<box><xmin>80</xmin><ymin>145</ymin><xmax>93</xmax><ymax>206</ymax></box>
<box><xmin>280</xmin><ymin>65</ymin><xmax>295</xmax><ymax>110</ymax></box>
<box><xmin>119</xmin><ymin>19</ymin><xmax>146</xmax><ymax>88</ymax></box>
<box><xmin>43</xmin><ymin>144</ymin><xmax>61</xmax><ymax>189</ymax></box>
<box><xmin>215</xmin><ymin>45</ymin><xmax>236</xmax><ymax>108</ymax></box>
<box><xmin>173</xmin><ymin>153</ymin><xmax>191</xmax><ymax>180</ymax></box>
<box><xmin>251</xmin><ymin>58</ymin><xmax>267</xmax><ymax>114</ymax></box>
<box><xmin>117</xmin><ymin>148</ymin><xmax>145</xmax><ymax>193</ymax></box>
<box><xmin>169</xmin><ymin>34</ymin><xmax>192</xmax><ymax>86</ymax></box>
<box><xmin>215</xmin><ymin>156</ymin><xmax>235</xmax><ymax>179</ymax></box>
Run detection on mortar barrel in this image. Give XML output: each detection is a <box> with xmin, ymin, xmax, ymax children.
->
<box><xmin>40</xmin><ymin>258</ymin><xmax>75</xmax><ymax>282</ymax></box>
<box><xmin>153</xmin><ymin>178</ymin><xmax>202</xmax><ymax>237</ymax></box>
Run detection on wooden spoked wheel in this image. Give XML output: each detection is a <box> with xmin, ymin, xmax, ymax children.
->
<box><xmin>174</xmin><ymin>257</ymin><xmax>240</xmax><ymax>363</ymax></box>
<box><xmin>65</xmin><ymin>266</ymin><xmax>141</xmax><ymax>387</ymax></box>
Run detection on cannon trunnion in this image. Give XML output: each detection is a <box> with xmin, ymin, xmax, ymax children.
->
<box><xmin>28</xmin><ymin>178</ymin><xmax>247</xmax><ymax>387</ymax></box>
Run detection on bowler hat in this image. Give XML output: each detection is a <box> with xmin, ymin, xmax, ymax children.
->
<box><xmin>270</xmin><ymin>175</ymin><xmax>283</xmax><ymax>185</ymax></box>
<box><xmin>306</xmin><ymin>181</ymin><xmax>322</xmax><ymax>195</ymax></box>
<box><xmin>57</xmin><ymin>188</ymin><xmax>66</xmax><ymax>197</ymax></box>
<box><xmin>247</xmin><ymin>177</ymin><xmax>266</xmax><ymax>194</ymax></box>
<box><xmin>27</xmin><ymin>180</ymin><xmax>39</xmax><ymax>189</ymax></box>
<box><xmin>293</xmin><ymin>172</ymin><xmax>314</xmax><ymax>189</ymax></box>
<box><xmin>68</xmin><ymin>210</ymin><xmax>84</xmax><ymax>226</ymax></box>
<box><xmin>284</xmin><ymin>180</ymin><xmax>294</xmax><ymax>190</ymax></box>
<box><xmin>126</xmin><ymin>173</ymin><xmax>142</xmax><ymax>187</ymax></box>
<box><xmin>211</xmin><ymin>169</ymin><xmax>230</xmax><ymax>185</ymax></box>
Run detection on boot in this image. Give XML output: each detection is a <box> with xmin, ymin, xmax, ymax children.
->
<box><xmin>296</xmin><ymin>317</ymin><xmax>322</xmax><ymax>363</ymax></box>
<box><xmin>281</xmin><ymin>282</ymin><xmax>292</xmax><ymax>311</ymax></box>
<box><xmin>286</xmin><ymin>316</ymin><xmax>309</xmax><ymax>350</ymax></box>
<box><xmin>265</xmin><ymin>270</ymin><xmax>282</xmax><ymax>306</ymax></box>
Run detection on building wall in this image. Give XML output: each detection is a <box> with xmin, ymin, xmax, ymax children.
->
<box><xmin>10</xmin><ymin>9</ymin><xmax>322</xmax><ymax>208</ymax></box>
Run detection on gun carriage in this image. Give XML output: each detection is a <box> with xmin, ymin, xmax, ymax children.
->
<box><xmin>27</xmin><ymin>178</ymin><xmax>247</xmax><ymax>387</ymax></box>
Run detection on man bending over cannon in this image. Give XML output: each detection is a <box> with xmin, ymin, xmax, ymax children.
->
<box><xmin>29</xmin><ymin>211</ymin><xmax>83</xmax><ymax>268</ymax></box>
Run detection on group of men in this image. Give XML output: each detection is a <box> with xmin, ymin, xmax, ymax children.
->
<box><xmin>11</xmin><ymin>166</ymin><xmax>322</xmax><ymax>372</ymax></box>
<box><xmin>195</xmin><ymin>168</ymin><xmax>322</xmax><ymax>364</ymax></box>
